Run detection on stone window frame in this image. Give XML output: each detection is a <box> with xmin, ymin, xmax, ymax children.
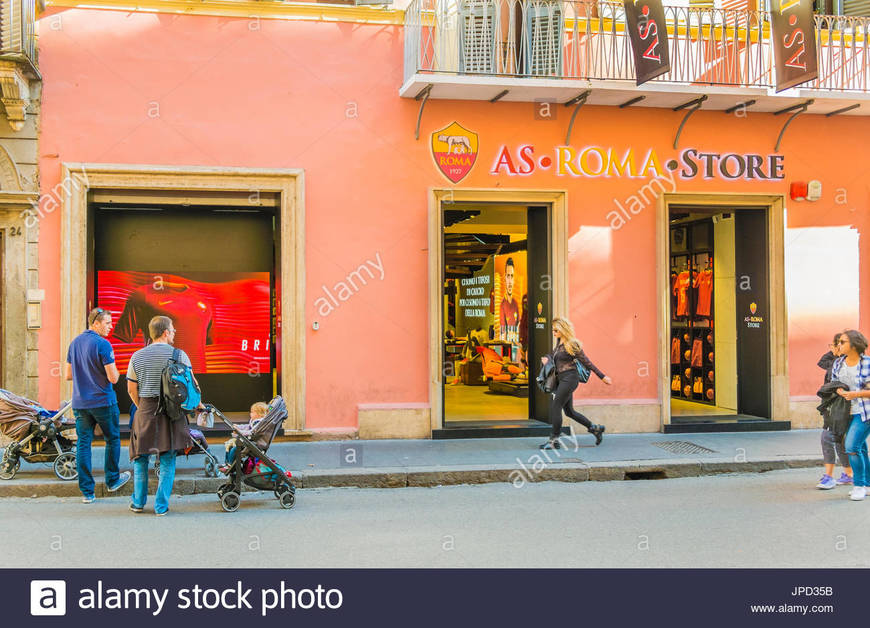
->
<box><xmin>59</xmin><ymin>164</ymin><xmax>306</xmax><ymax>430</ymax></box>
<box><xmin>0</xmin><ymin>191</ymin><xmax>40</xmax><ymax>400</ymax></box>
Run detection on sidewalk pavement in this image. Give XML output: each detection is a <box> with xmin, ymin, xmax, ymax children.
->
<box><xmin>0</xmin><ymin>429</ymin><xmax>827</xmax><ymax>498</ymax></box>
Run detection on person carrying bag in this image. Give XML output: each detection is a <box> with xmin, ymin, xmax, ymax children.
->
<box><xmin>538</xmin><ymin>317</ymin><xmax>611</xmax><ymax>450</ymax></box>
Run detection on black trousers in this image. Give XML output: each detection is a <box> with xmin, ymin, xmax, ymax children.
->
<box><xmin>549</xmin><ymin>369</ymin><xmax>593</xmax><ymax>438</ymax></box>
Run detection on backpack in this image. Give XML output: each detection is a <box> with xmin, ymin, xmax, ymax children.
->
<box><xmin>159</xmin><ymin>348</ymin><xmax>201</xmax><ymax>422</ymax></box>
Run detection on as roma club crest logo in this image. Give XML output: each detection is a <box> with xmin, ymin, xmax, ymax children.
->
<box><xmin>750</xmin><ymin>302</ymin><xmax>757</xmax><ymax>315</ymax></box>
<box><xmin>431</xmin><ymin>122</ymin><xmax>478</xmax><ymax>184</ymax></box>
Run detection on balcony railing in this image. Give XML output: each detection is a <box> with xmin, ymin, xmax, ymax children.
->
<box><xmin>0</xmin><ymin>0</ymin><xmax>37</xmax><ymax>68</ymax></box>
<box><xmin>404</xmin><ymin>0</ymin><xmax>870</xmax><ymax>93</ymax></box>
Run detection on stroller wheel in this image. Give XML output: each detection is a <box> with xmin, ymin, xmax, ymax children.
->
<box><xmin>279</xmin><ymin>491</ymin><xmax>296</xmax><ymax>510</ymax></box>
<box><xmin>53</xmin><ymin>452</ymin><xmax>78</xmax><ymax>481</ymax></box>
<box><xmin>0</xmin><ymin>458</ymin><xmax>19</xmax><ymax>480</ymax></box>
<box><xmin>220</xmin><ymin>491</ymin><xmax>241</xmax><ymax>512</ymax></box>
<box><xmin>204</xmin><ymin>458</ymin><xmax>217</xmax><ymax>478</ymax></box>
<box><xmin>274</xmin><ymin>484</ymin><xmax>294</xmax><ymax>498</ymax></box>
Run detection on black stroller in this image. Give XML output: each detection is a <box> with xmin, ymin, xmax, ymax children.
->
<box><xmin>209</xmin><ymin>396</ymin><xmax>296</xmax><ymax>512</ymax></box>
<box><xmin>0</xmin><ymin>390</ymin><xmax>77</xmax><ymax>481</ymax></box>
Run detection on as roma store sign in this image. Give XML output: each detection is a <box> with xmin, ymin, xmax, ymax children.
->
<box><xmin>490</xmin><ymin>144</ymin><xmax>785</xmax><ymax>181</ymax></box>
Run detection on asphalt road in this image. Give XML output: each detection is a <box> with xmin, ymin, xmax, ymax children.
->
<box><xmin>1</xmin><ymin>467</ymin><xmax>867</xmax><ymax>568</ymax></box>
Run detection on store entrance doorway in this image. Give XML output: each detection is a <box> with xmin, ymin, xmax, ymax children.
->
<box><xmin>667</xmin><ymin>207</ymin><xmax>772</xmax><ymax>426</ymax></box>
<box><xmin>440</xmin><ymin>204</ymin><xmax>552</xmax><ymax>431</ymax></box>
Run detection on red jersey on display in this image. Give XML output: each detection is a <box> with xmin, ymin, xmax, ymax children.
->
<box><xmin>673</xmin><ymin>271</ymin><xmax>692</xmax><ymax>317</ymax></box>
<box><xmin>500</xmin><ymin>297</ymin><xmax>519</xmax><ymax>339</ymax></box>
<box><xmin>113</xmin><ymin>284</ymin><xmax>214</xmax><ymax>373</ymax></box>
<box><xmin>694</xmin><ymin>269</ymin><xmax>713</xmax><ymax>317</ymax></box>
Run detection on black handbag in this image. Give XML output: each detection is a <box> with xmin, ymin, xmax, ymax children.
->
<box><xmin>536</xmin><ymin>362</ymin><xmax>556</xmax><ymax>393</ymax></box>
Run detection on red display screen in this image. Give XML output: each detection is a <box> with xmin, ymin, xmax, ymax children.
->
<box><xmin>97</xmin><ymin>271</ymin><xmax>271</xmax><ymax>375</ymax></box>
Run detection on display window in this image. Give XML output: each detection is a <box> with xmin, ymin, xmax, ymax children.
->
<box><xmin>669</xmin><ymin>216</ymin><xmax>718</xmax><ymax>414</ymax></box>
<box><xmin>91</xmin><ymin>205</ymin><xmax>276</xmax><ymax>415</ymax></box>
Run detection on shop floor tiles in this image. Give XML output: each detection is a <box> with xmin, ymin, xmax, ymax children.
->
<box><xmin>671</xmin><ymin>399</ymin><xmax>734</xmax><ymax>416</ymax></box>
<box><xmin>444</xmin><ymin>383</ymin><xmax>528</xmax><ymax>422</ymax></box>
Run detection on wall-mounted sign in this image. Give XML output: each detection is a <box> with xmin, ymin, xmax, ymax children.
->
<box><xmin>490</xmin><ymin>145</ymin><xmax>785</xmax><ymax>181</ymax></box>
<box><xmin>431</xmin><ymin>122</ymin><xmax>478</xmax><ymax>183</ymax></box>
<box><xmin>745</xmin><ymin>302</ymin><xmax>764</xmax><ymax>328</ymax></box>
<box><xmin>623</xmin><ymin>0</ymin><xmax>671</xmax><ymax>86</ymax></box>
<box><xmin>770</xmin><ymin>0</ymin><xmax>818</xmax><ymax>92</ymax></box>
<box><xmin>458</xmin><ymin>274</ymin><xmax>491</xmax><ymax>319</ymax></box>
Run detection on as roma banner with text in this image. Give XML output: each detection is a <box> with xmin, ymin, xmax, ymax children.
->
<box><xmin>770</xmin><ymin>0</ymin><xmax>817</xmax><ymax>92</ymax></box>
<box><xmin>623</xmin><ymin>0</ymin><xmax>670</xmax><ymax>86</ymax></box>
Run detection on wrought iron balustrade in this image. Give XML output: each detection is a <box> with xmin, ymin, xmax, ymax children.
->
<box><xmin>404</xmin><ymin>0</ymin><xmax>869</xmax><ymax>93</ymax></box>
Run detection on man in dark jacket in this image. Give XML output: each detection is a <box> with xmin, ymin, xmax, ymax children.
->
<box><xmin>126</xmin><ymin>316</ymin><xmax>197</xmax><ymax>515</ymax></box>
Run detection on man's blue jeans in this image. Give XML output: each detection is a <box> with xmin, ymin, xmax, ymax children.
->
<box><xmin>845</xmin><ymin>414</ymin><xmax>870</xmax><ymax>488</ymax></box>
<box><xmin>131</xmin><ymin>451</ymin><xmax>176</xmax><ymax>514</ymax></box>
<box><xmin>74</xmin><ymin>404</ymin><xmax>121</xmax><ymax>498</ymax></box>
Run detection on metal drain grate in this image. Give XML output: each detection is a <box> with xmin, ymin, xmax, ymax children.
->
<box><xmin>652</xmin><ymin>440</ymin><xmax>716</xmax><ymax>455</ymax></box>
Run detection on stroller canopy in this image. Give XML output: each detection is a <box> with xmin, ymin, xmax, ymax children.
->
<box><xmin>248</xmin><ymin>396</ymin><xmax>287</xmax><ymax>452</ymax></box>
<box><xmin>0</xmin><ymin>389</ymin><xmax>51</xmax><ymax>440</ymax></box>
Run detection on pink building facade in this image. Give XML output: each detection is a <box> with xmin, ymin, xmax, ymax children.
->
<box><xmin>33</xmin><ymin>0</ymin><xmax>870</xmax><ymax>437</ymax></box>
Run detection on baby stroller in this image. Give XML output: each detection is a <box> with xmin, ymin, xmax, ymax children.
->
<box><xmin>0</xmin><ymin>389</ymin><xmax>77</xmax><ymax>481</ymax></box>
<box><xmin>153</xmin><ymin>425</ymin><xmax>221</xmax><ymax>478</ymax></box>
<box><xmin>209</xmin><ymin>396</ymin><xmax>296</xmax><ymax>512</ymax></box>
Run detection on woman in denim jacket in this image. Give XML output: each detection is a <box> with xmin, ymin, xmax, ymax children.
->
<box><xmin>831</xmin><ymin>329</ymin><xmax>870</xmax><ymax>501</ymax></box>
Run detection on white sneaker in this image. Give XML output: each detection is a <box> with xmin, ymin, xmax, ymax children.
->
<box><xmin>849</xmin><ymin>486</ymin><xmax>866</xmax><ymax>501</ymax></box>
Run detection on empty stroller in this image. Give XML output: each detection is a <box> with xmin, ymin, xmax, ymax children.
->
<box><xmin>0</xmin><ymin>389</ymin><xmax>77</xmax><ymax>481</ymax></box>
<box><xmin>209</xmin><ymin>396</ymin><xmax>296</xmax><ymax>512</ymax></box>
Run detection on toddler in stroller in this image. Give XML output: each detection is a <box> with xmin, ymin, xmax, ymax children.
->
<box><xmin>221</xmin><ymin>401</ymin><xmax>268</xmax><ymax>470</ymax></box>
<box><xmin>209</xmin><ymin>396</ymin><xmax>295</xmax><ymax>512</ymax></box>
<box><xmin>0</xmin><ymin>389</ymin><xmax>77</xmax><ymax>481</ymax></box>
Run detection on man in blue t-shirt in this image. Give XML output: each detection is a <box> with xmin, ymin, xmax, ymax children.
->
<box><xmin>65</xmin><ymin>307</ymin><xmax>131</xmax><ymax>503</ymax></box>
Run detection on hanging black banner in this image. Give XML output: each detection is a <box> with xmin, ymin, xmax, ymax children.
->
<box><xmin>770</xmin><ymin>0</ymin><xmax>818</xmax><ymax>92</ymax></box>
<box><xmin>623</xmin><ymin>0</ymin><xmax>670</xmax><ymax>86</ymax></box>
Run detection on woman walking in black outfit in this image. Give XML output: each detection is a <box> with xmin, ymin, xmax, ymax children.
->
<box><xmin>540</xmin><ymin>317</ymin><xmax>612</xmax><ymax>449</ymax></box>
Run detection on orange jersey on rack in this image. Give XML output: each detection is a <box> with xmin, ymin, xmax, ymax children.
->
<box><xmin>674</xmin><ymin>271</ymin><xmax>692</xmax><ymax>316</ymax></box>
<box><xmin>694</xmin><ymin>269</ymin><xmax>713</xmax><ymax>317</ymax></box>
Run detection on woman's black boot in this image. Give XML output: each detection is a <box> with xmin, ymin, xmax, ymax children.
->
<box><xmin>539</xmin><ymin>438</ymin><xmax>561</xmax><ymax>450</ymax></box>
<box><xmin>589</xmin><ymin>424</ymin><xmax>605</xmax><ymax>446</ymax></box>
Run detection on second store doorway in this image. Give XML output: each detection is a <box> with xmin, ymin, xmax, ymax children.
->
<box><xmin>668</xmin><ymin>207</ymin><xmax>772</xmax><ymax>425</ymax></box>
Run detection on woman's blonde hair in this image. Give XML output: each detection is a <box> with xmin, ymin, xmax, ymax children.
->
<box><xmin>250</xmin><ymin>402</ymin><xmax>269</xmax><ymax>418</ymax></box>
<box><xmin>552</xmin><ymin>317</ymin><xmax>583</xmax><ymax>356</ymax></box>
